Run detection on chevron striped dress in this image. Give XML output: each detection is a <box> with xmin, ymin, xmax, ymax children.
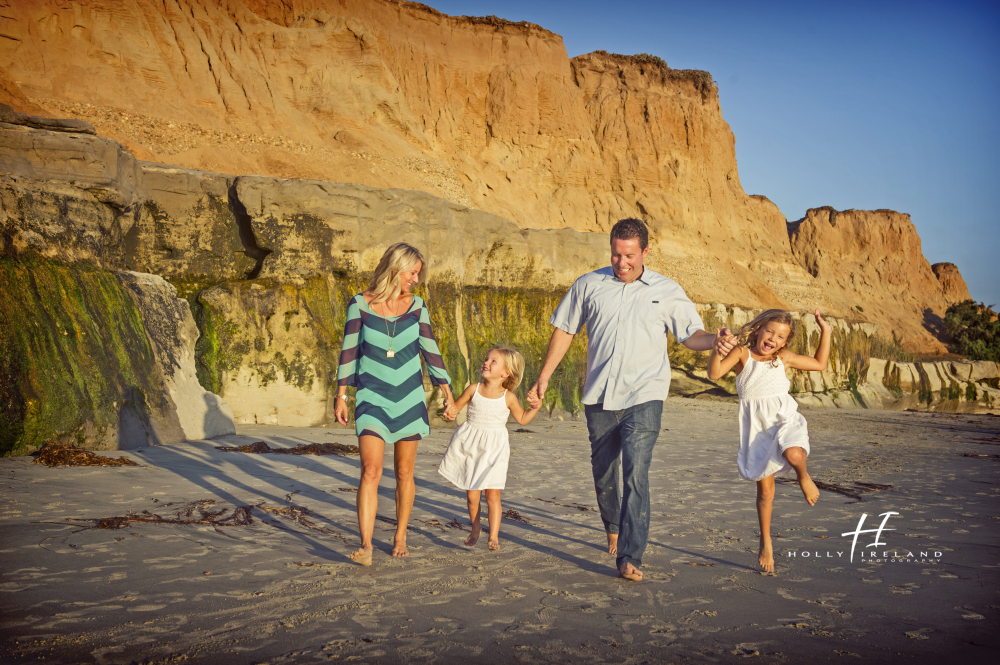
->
<box><xmin>337</xmin><ymin>294</ymin><xmax>451</xmax><ymax>443</ymax></box>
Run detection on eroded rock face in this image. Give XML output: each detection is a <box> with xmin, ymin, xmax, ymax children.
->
<box><xmin>0</xmin><ymin>0</ymin><xmax>969</xmax><ymax>352</ymax></box>
<box><xmin>117</xmin><ymin>271</ymin><xmax>236</xmax><ymax>440</ymax></box>
<box><xmin>0</xmin><ymin>0</ymin><xmax>817</xmax><ymax>313</ymax></box>
<box><xmin>2</xmin><ymin>118</ymin><xmax>996</xmax><ymax>447</ymax></box>
<box><xmin>932</xmin><ymin>262</ymin><xmax>972</xmax><ymax>305</ymax></box>
<box><xmin>789</xmin><ymin>207</ymin><xmax>953</xmax><ymax>354</ymax></box>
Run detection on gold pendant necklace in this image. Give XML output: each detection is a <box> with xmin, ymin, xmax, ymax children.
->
<box><xmin>381</xmin><ymin>298</ymin><xmax>399</xmax><ymax>358</ymax></box>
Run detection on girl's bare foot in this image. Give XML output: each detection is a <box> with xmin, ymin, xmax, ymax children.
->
<box><xmin>798</xmin><ymin>474</ymin><xmax>820</xmax><ymax>506</ymax></box>
<box><xmin>758</xmin><ymin>540</ymin><xmax>774</xmax><ymax>573</ymax></box>
<box><xmin>464</xmin><ymin>521</ymin><xmax>481</xmax><ymax>547</ymax></box>
<box><xmin>619</xmin><ymin>562</ymin><xmax>643</xmax><ymax>581</ymax></box>
<box><xmin>488</xmin><ymin>538</ymin><xmax>500</xmax><ymax>551</ymax></box>
<box><xmin>350</xmin><ymin>546</ymin><xmax>373</xmax><ymax>567</ymax></box>
<box><xmin>607</xmin><ymin>532</ymin><xmax>618</xmax><ymax>555</ymax></box>
<box><xmin>391</xmin><ymin>535</ymin><xmax>409</xmax><ymax>557</ymax></box>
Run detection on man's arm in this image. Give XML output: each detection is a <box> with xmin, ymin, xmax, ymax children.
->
<box><xmin>527</xmin><ymin>328</ymin><xmax>575</xmax><ymax>401</ymax></box>
<box><xmin>680</xmin><ymin>328</ymin><xmax>717</xmax><ymax>352</ymax></box>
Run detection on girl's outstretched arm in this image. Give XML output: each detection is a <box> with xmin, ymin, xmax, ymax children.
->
<box><xmin>708</xmin><ymin>337</ymin><xmax>745</xmax><ymax>380</ymax></box>
<box><xmin>445</xmin><ymin>383</ymin><xmax>478</xmax><ymax>420</ymax></box>
<box><xmin>506</xmin><ymin>390</ymin><xmax>542</xmax><ymax>426</ymax></box>
<box><xmin>781</xmin><ymin>308</ymin><xmax>832</xmax><ymax>371</ymax></box>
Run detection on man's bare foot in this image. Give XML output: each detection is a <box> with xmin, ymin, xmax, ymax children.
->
<box><xmin>391</xmin><ymin>535</ymin><xmax>409</xmax><ymax>557</ymax></box>
<box><xmin>619</xmin><ymin>562</ymin><xmax>643</xmax><ymax>581</ymax></box>
<box><xmin>606</xmin><ymin>532</ymin><xmax>618</xmax><ymax>555</ymax></box>
<box><xmin>464</xmin><ymin>522</ymin><xmax>481</xmax><ymax>547</ymax></box>
<box><xmin>798</xmin><ymin>473</ymin><xmax>820</xmax><ymax>506</ymax></box>
<box><xmin>350</xmin><ymin>546</ymin><xmax>372</xmax><ymax>567</ymax></box>
<box><xmin>758</xmin><ymin>540</ymin><xmax>774</xmax><ymax>573</ymax></box>
<box><xmin>488</xmin><ymin>538</ymin><xmax>500</xmax><ymax>551</ymax></box>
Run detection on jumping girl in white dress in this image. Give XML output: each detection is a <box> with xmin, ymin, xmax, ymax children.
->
<box><xmin>709</xmin><ymin>308</ymin><xmax>831</xmax><ymax>573</ymax></box>
<box><xmin>439</xmin><ymin>347</ymin><xmax>541</xmax><ymax>551</ymax></box>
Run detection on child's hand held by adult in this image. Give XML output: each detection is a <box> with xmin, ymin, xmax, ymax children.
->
<box><xmin>714</xmin><ymin>328</ymin><xmax>737</xmax><ymax>356</ymax></box>
<box><xmin>814</xmin><ymin>307</ymin><xmax>831</xmax><ymax>331</ymax></box>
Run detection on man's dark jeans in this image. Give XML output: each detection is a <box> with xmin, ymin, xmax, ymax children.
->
<box><xmin>585</xmin><ymin>400</ymin><xmax>663</xmax><ymax>571</ymax></box>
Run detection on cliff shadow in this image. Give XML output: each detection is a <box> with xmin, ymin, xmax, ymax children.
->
<box><xmin>922</xmin><ymin>307</ymin><xmax>951</xmax><ymax>345</ymax></box>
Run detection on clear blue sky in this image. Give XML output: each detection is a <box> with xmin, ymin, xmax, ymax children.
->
<box><xmin>428</xmin><ymin>0</ymin><xmax>1000</xmax><ymax>307</ymax></box>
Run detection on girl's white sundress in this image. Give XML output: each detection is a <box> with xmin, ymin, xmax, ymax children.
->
<box><xmin>438</xmin><ymin>385</ymin><xmax>511</xmax><ymax>490</ymax></box>
<box><xmin>735</xmin><ymin>349</ymin><xmax>810</xmax><ymax>481</ymax></box>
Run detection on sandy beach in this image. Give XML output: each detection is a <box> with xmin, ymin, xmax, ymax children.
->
<box><xmin>1</xmin><ymin>399</ymin><xmax>997</xmax><ymax>664</ymax></box>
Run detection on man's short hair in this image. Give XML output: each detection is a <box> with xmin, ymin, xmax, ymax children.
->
<box><xmin>610</xmin><ymin>218</ymin><xmax>649</xmax><ymax>250</ymax></box>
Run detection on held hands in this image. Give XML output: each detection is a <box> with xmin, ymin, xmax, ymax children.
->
<box><xmin>527</xmin><ymin>378</ymin><xmax>548</xmax><ymax>407</ymax></box>
<box><xmin>443</xmin><ymin>395</ymin><xmax>457</xmax><ymax>421</ymax></box>
<box><xmin>714</xmin><ymin>328</ymin><xmax>738</xmax><ymax>356</ymax></box>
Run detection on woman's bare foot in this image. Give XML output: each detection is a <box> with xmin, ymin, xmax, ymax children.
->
<box><xmin>464</xmin><ymin>521</ymin><xmax>482</xmax><ymax>547</ymax></box>
<box><xmin>606</xmin><ymin>532</ymin><xmax>618</xmax><ymax>555</ymax></box>
<box><xmin>487</xmin><ymin>538</ymin><xmax>500</xmax><ymax>551</ymax></box>
<box><xmin>350</xmin><ymin>545</ymin><xmax>373</xmax><ymax>567</ymax></box>
<box><xmin>798</xmin><ymin>473</ymin><xmax>820</xmax><ymax>506</ymax></box>
<box><xmin>619</xmin><ymin>562</ymin><xmax>643</xmax><ymax>581</ymax></box>
<box><xmin>758</xmin><ymin>540</ymin><xmax>774</xmax><ymax>573</ymax></box>
<box><xmin>391</xmin><ymin>535</ymin><xmax>409</xmax><ymax>557</ymax></box>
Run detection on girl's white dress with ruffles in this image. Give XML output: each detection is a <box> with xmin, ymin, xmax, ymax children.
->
<box><xmin>438</xmin><ymin>385</ymin><xmax>511</xmax><ymax>490</ymax></box>
<box><xmin>735</xmin><ymin>351</ymin><xmax>811</xmax><ymax>481</ymax></box>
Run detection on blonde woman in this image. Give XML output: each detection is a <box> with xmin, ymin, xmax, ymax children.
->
<box><xmin>438</xmin><ymin>347</ymin><xmax>542</xmax><ymax>551</ymax></box>
<box><xmin>335</xmin><ymin>243</ymin><xmax>455</xmax><ymax>566</ymax></box>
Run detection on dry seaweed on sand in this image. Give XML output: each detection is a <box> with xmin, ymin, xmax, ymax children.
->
<box><xmin>67</xmin><ymin>499</ymin><xmax>254</xmax><ymax>529</ymax></box>
<box><xmin>32</xmin><ymin>441</ymin><xmax>139</xmax><ymax>467</ymax></box>
<box><xmin>64</xmin><ymin>496</ymin><xmax>350</xmax><ymax>542</ymax></box>
<box><xmin>504</xmin><ymin>509</ymin><xmax>533</xmax><ymax>525</ymax></box>
<box><xmin>256</xmin><ymin>502</ymin><xmax>349</xmax><ymax>542</ymax></box>
<box><xmin>216</xmin><ymin>440</ymin><xmax>360</xmax><ymax>455</ymax></box>
<box><xmin>778</xmin><ymin>478</ymin><xmax>892</xmax><ymax>502</ymax></box>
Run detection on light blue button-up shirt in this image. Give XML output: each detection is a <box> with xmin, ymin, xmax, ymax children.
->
<box><xmin>550</xmin><ymin>266</ymin><xmax>704</xmax><ymax>410</ymax></box>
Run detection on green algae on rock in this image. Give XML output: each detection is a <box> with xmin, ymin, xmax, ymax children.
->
<box><xmin>0</xmin><ymin>257</ymin><xmax>169</xmax><ymax>455</ymax></box>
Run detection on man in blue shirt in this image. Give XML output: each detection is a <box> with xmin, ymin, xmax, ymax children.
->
<box><xmin>528</xmin><ymin>218</ymin><xmax>718</xmax><ymax>581</ymax></box>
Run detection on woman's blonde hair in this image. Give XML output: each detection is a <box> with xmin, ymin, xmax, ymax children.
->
<box><xmin>367</xmin><ymin>243</ymin><xmax>427</xmax><ymax>304</ymax></box>
<box><xmin>736</xmin><ymin>309</ymin><xmax>796</xmax><ymax>366</ymax></box>
<box><xmin>486</xmin><ymin>347</ymin><xmax>525</xmax><ymax>392</ymax></box>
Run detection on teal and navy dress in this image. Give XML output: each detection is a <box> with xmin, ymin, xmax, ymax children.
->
<box><xmin>337</xmin><ymin>294</ymin><xmax>451</xmax><ymax>443</ymax></box>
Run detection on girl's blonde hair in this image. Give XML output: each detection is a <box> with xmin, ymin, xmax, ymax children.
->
<box><xmin>486</xmin><ymin>347</ymin><xmax>525</xmax><ymax>392</ymax></box>
<box><xmin>736</xmin><ymin>309</ymin><xmax>797</xmax><ymax>366</ymax></box>
<box><xmin>367</xmin><ymin>243</ymin><xmax>427</xmax><ymax>304</ymax></box>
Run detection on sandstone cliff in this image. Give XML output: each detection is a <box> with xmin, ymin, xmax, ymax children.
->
<box><xmin>932</xmin><ymin>262</ymin><xmax>972</xmax><ymax>306</ymax></box>
<box><xmin>0</xmin><ymin>0</ymin><xmax>967</xmax><ymax>350</ymax></box>
<box><xmin>0</xmin><ymin>0</ymin><xmax>823</xmax><ymax>314</ymax></box>
<box><xmin>3</xmin><ymin>118</ymin><xmax>996</xmax><ymax>455</ymax></box>
<box><xmin>788</xmin><ymin>207</ymin><xmax>965</xmax><ymax>353</ymax></box>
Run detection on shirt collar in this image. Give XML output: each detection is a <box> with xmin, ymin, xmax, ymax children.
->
<box><xmin>604</xmin><ymin>264</ymin><xmax>652</xmax><ymax>285</ymax></box>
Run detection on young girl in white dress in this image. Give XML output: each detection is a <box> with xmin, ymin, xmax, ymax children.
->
<box><xmin>708</xmin><ymin>308</ymin><xmax>832</xmax><ymax>573</ymax></box>
<box><xmin>439</xmin><ymin>347</ymin><xmax>542</xmax><ymax>551</ymax></box>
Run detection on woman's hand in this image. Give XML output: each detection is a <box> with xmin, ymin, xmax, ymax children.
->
<box><xmin>442</xmin><ymin>391</ymin><xmax>457</xmax><ymax>421</ymax></box>
<box><xmin>335</xmin><ymin>395</ymin><xmax>350</xmax><ymax>426</ymax></box>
